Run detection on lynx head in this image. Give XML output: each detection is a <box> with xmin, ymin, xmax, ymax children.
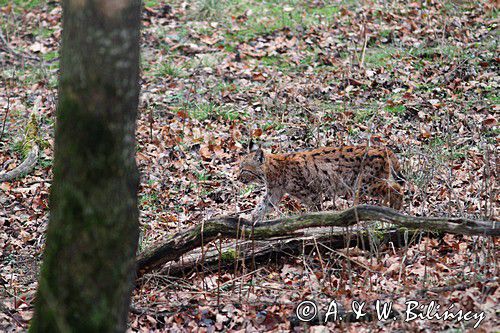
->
<box><xmin>237</xmin><ymin>141</ymin><xmax>266</xmax><ymax>184</ymax></box>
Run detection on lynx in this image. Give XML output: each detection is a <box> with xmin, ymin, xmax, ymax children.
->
<box><xmin>237</xmin><ymin>144</ymin><xmax>404</xmax><ymax>221</ymax></box>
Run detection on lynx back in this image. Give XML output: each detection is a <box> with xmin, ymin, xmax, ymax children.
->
<box><xmin>237</xmin><ymin>145</ymin><xmax>404</xmax><ymax>221</ymax></box>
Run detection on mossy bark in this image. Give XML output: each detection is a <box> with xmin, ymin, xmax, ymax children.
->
<box><xmin>30</xmin><ymin>1</ymin><xmax>141</xmax><ymax>332</ymax></box>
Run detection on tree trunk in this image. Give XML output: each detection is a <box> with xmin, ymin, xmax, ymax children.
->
<box><xmin>30</xmin><ymin>1</ymin><xmax>141</xmax><ymax>332</ymax></box>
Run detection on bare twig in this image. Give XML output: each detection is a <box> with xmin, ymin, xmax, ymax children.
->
<box><xmin>359</xmin><ymin>25</ymin><xmax>368</xmax><ymax>68</ymax></box>
<box><xmin>0</xmin><ymin>26</ymin><xmax>41</xmax><ymax>63</ymax></box>
<box><xmin>0</xmin><ymin>82</ymin><xmax>11</xmax><ymax>143</ymax></box>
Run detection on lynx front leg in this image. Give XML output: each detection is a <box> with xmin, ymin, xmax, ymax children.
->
<box><xmin>368</xmin><ymin>181</ymin><xmax>403</xmax><ymax>210</ymax></box>
<box><xmin>387</xmin><ymin>182</ymin><xmax>403</xmax><ymax>210</ymax></box>
<box><xmin>303</xmin><ymin>194</ymin><xmax>323</xmax><ymax>211</ymax></box>
<box><xmin>251</xmin><ymin>190</ymin><xmax>283</xmax><ymax>223</ymax></box>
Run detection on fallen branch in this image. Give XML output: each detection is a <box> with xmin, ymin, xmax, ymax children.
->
<box><xmin>136</xmin><ymin>205</ymin><xmax>498</xmax><ymax>277</ymax></box>
<box><xmin>156</xmin><ymin>227</ymin><xmax>424</xmax><ymax>277</ymax></box>
<box><xmin>0</xmin><ymin>114</ymin><xmax>40</xmax><ymax>182</ymax></box>
<box><xmin>0</xmin><ymin>145</ymin><xmax>39</xmax><ymax>182</ymax></box>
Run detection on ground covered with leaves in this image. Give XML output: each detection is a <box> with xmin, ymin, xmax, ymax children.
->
<box><xmin>0</xmin><ymin>0</ymin><xmax>498</xmax><ymax>331</ymax></box>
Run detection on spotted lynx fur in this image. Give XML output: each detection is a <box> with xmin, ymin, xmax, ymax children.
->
<box><xmin>237</xmin><ymin>144</ymin><xmax>404</xmax><ymax>221</ymax></box>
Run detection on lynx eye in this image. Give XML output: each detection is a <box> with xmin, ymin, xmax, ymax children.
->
<box><xmin>238</xmin><ymin>169</ymin><xmax>260</xmax><ymax>183</ymax></box>
<box><xmin>239</xmin><ymin>170</ymin><xmax>254</xmax><ymax>178</ymax></box>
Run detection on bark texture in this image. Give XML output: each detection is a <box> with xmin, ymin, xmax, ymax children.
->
<box><xmin>31</xmin><ymin>1</ymin><xmax>141</xmax><ymax>332</ymax></box>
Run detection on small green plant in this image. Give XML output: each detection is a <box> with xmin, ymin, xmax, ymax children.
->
<box><xmin>188</xmin><ymin>102</ymin><xmax>217</xmax><ymax>121</ymax></box>
<box><xmin>260</xmin><ymin>55</ymin><xmax>293</xmax><ymax>71</ymax></box>
<box><xmin>221</xmin><ymin>249</ymin><xmax>237</xmax><ymax>261</ymax></box>
<box><xmin>484</xmin><ymin>127</ymin><xmax>499</xmax><ymax>144</ymax></box>
<box><xmin>138</xmin><ymin>225</ymin><xmax>155</xmax><ymax>252</ymax></box>
<box><xmin>155</xmin><ymin>61</ymin><xmax>181</xmax><ymax>78</ymax></box>
<box><xmin>195</xmin><ymin>170</ymin><xmax>210</xmax><ymax>181</ymax></box>
<box><xmin>379</xmin><ymin>29</ymin><xmax>392</xmax><ymax>39</ymax></box>
<box><xmin>262</xmin><ymin>120</ymin><xmax>285</xmax><ymax>131</ymax></box>
<box><xmin>216</xmin><ymin>106</ymin><xmax>246</xmax><ymax>121</ymax></box>
<box><xmin>139</xmin><ymin>192</ymin><xmax>159</xmax><ymax>209</ymax></box>
<box><xmin>485</xmin><ymin>92</ymin><xmax>499</xmax><ymax>104</ymax></box>
<box><xmin>353</xmin><ymin>106</ymin><xmax>377</xmax><ymax>123</ymax></box>
<box><xmin>11</xmin><ymin>113</ymin><xmax>43</xmax><ymax>159</ymax></box>
<box><xmin>240</xmin><ymin>184</ymin><xmax>256</xmax><ymax>196</ymax></box>
<box><xmin>12</xmin><ymin>140</ymin><xmax>29</xmax><ymax>158</ymax></box>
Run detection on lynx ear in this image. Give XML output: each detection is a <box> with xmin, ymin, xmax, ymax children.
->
<box><xmin>253</xmin><ymin>147</ymin><xmax>265</xmax><ymax>163</ymax></box>
<box><xmin>249</xmin><ymin>139</ymin><xmax>259</xmax><ymax>153</ymax></box>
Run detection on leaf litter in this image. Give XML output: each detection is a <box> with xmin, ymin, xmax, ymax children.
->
<box><xmin>0</xmin><ymin>0</ymin><xmax>498</xmax><ymax>331</ymax></box>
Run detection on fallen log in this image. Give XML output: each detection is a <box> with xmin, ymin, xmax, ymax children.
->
<box><xmin>136</xmin><ymin>205</ymin><xmax>498</xmax><ymax>277</ymax></box>
<box><xmin>157</xmin><ymin>227</ymin><xmax>425</xmax><ymax>277</ymax></box>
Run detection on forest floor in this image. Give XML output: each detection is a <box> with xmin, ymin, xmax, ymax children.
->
<box><xmin>0</xmin><ymin>0</ymin><xmax>498</xmax><ymax>331</ymax></box>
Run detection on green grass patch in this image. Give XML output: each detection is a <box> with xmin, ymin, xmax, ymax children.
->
<box><xmin>42</xmin><ymin>50</ymin><xmax>58</xmax><ymax>62</ymax></box>
<box><xmin>262</xmin><ymin>120</ymin><xmax>285</xmax><ymax>131</ymax></box>
<box><xmin>19</xmin><ymin>67</ymin><xmax>54</xmax><ymax>87</ymax></box>
<box><xmin>488</xmin><ymin>7</ymin><xmax>498</xmax><ymax>19</ymax></box>
<box><xmin>0</xmin><ymin>0</ymin><xmax>42</xmax><ymax>9</ymax></box>
<box><xmin>259</xmin><ymin>55</ymin><xmax>293</xmax><ymax>70</ymax></box>
<box><xmin>191</xmin><ymin>0</ymin><xmax>228</xmax><ymax>20</ymax></box>
<box><xmin>316</xmin><ymin>100</ymin><xmax>344</xmax><ymax>117</ymax></box>
<box><xmin>484</xmin><ymin>127</ymin><xmax>499</xmax><ymax>144</ymax></box>
<box><xmin>385</xmin><ymin>104</ymin><xmax>406</xmax><ymax>115</ymax></box>
<box><xmin>484</xmin><ymin>92</ymin><xmax>499</xmax><ymax>104</ymax></box>
<box><xmin>353</xmin><ymin>105</ymin><xmax>378</xmax><ymax>123</ymax></box>
<box><xmin>223</xmin><ymin>2</ymin><xmax>342</xmax><ymax>42</ymax></box>
<box><xmin>188</xmin><ymin>102</ymin><xmax>247</xmax><ymax>121</ymax></box>
<box><xmin>415</xmin><ymin>82</ymin><xmax>439</xmax><ymax>92</ymax></box>
<box><xmin>39</xmin><ymin>156</ymin><xmax>53</xmax><ymax>169</ymax></box>
<box><xmin>221</xmin><ymin>249</ymin><xmax>237</xmax><ymax>261</ymax></box>
<box><xmin>143</xmin><ymin>0</ymin><xmax>161</xmax><ymax>7</ymax></box>
<box><xmin>11</xmin><ymin>139</ymin><xmax>30</xmax><ymax>159</ymax></box>
<box><xmin>379</xmin><ymin>29</ymin><xmax>392</xmax><ymax>39</ymax></box>
<box><xmin>364</xmin><ymin>47</ymin><xmax>398</xmax><ymax>68</ymax></box>
<box><xmin>426</xmin><ymin>136</ymin><xmax>469</xmax><ymax>161</ymax></box>
<box><xmin>218</xmin><ymin>106</ymin><xmax>247</xmax><ymax>121</ymax></box>
<box><xmin>409</xmin><ymin>44</ymin><xmax>461</xmax><ymax>60</ymax></box>
<box><xmin>34</xmin><ymin>27</ymin><xmax>54</xmax><ymax>39</ymax></box>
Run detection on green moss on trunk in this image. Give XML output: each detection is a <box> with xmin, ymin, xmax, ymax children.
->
<box><xmin>30</xmin><ymin>0</ymin><xmax>141</xmax><ymax>332</ymax></box>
